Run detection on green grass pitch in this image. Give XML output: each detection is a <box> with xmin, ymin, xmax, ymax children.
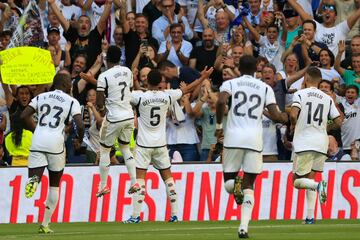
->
<box><xmin>0</xmin><ymin>220</ymin><xmax>359</xmax><ymax>240</ymax></box>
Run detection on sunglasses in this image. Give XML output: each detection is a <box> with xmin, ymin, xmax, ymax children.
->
<box><xmin>322</xmin><ymin>5</ymin><xmax>336</xmax><ymax>11</ymax></box>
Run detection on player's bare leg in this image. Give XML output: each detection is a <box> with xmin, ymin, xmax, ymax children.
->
<box><xmin>39</xmin><ymin>169</ymin><xmax>63</xmax><ymax>234</ymax></box>
<box><xmin>124</xmin><ymin>168</ymin><xmax>146</xmax><ymax>223</ymax></box>
<box><xmin>97</xmin><ymin>145</ymin><xmax>111</xmax><ymax>197</ymax></box>
<box><xmin>160</xmin><ymin>168</ymin><xmax>178</xmax><ymax>222</ymax></box>
<box><xmin>118</xmin><ymin>141</ymin><xmax>139</xmax><ymax>194</ymax></box>
<box><xmin>238</xmin><ymin>173</ymin><xmax>257</xmax><ymax>239</ymax></box>
<box><xmin>25</xmin><ymin>166</ymin><xmax>45</xmax><ymax>198</ymax></box>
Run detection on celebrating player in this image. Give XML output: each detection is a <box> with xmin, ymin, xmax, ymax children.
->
<box><xmin>21</xmin><ymin>73</ymin><xmax>85</xmax><ymax>233</ymax></box>
<box><xmin>124</xmin><ymin>68</ymin><xmax>212</xmax><ymax>223</ymax></box>
<box><xmin>216</xmin><ymin>55</ymin><xmax>288</xmax><ymax>238</ymax></box>
<box><xmin>96</xmin><ymin>45</ymin><xmax>139</xmax><ymax>197</ymax></box>
<box><xmin>290</xmin><ymin>67</ymin><xmax>342</xmax><ymax>217</ymax></box>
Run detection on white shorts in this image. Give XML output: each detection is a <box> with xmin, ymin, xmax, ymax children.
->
<box><xmin>223</xmin><ymin>148</ymin><xmax>263</xmax><ymax>174</ymax></box>
<box><xmin>28</xmin><ymin>151</ymin><xmax>66</xmax><ymax>172</ymax></box>
<box><xmin>136</xmin><ymin>146</ymin><xmax>171</xmax><ymax>170</ymax></box>
<box><xmin>100</xmin><ymin>118</ymin><xmax>134</xmax><ymax>147</ymax></box>
<box><xmin>293</xmin><ymin>151</ymin><xmax>327</xmax><ymax>176</ymax></box>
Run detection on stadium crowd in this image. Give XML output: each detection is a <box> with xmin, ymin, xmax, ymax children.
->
<box><xmin>0</xmin><ymin>0</ymin><xmax>359</xmax><ymax>166</ymax></box>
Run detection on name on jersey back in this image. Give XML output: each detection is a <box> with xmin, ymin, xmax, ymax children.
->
<box><xmin>237</xmin><ymin>80</ymin><xmax>260</xmax><ymax>90</ymax></box>
<box><xmin>48</xmin><ymin>93</ymin><xmax>65</xmax><ymax>103</ymax></box>
<box><xmin>307</xmin><ymin>92</ymin><xmax>323</xmax><ymax>99</ymax></box>
<box><xmin>142</xmin><ymin>98</ymin><xmax>168</xmax><ymax>106</ymax></box>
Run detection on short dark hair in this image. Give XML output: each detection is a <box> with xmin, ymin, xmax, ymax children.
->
<box><xmin>306</xmin><ymin>66</ymin><xmax>322</xmax><ymax>83</ymax></box>
<box><xmin>107</xmin><ymin>46</ymin><xmax>121</xmax><ymax>64</ymax></box>
<box><xmin>52</xmin><ymin>73</ymin><xmax>71</xmax><ymax>89</ymax></box>
<box><xmin>170</xmin><ymin>23</ymin><xmax>183</xmax><ymax>32</ymax></box>
<box><xmin>302</xmin><ymin>19</ymin><xmax>316</xmax><ymax>30</ymax></box>
<box><xmin>346</xmin><ymin>85</ymin><xmax>359</xmax><ymax>95</ymax></box>
<box><xmin>238</xmin><ymin>55</ymin><xmax>257</xmax><ymax>75</ymax></box>
<box><xmin>262</xmin><ymin>63</ymin><xmax>277</xmax><ymax>74</ymax></box>
<box><xmin>267</xmin><ymin>23</ymin><xmax>279</xmax><ymax>33</ymax></box>
<box><xmin>147</xmin><ymin>69</ymin><xmax>162</xmax><ymax>86</ymax></box>
<box><xmin>319</xmin><ymin>79</ymin><xmax>334</xmax><ymax>91</ymax></box>
<box><xmin>158</xmin><ymin>60</ymin><xmax>176</xmax><ymax>71</ymax></box>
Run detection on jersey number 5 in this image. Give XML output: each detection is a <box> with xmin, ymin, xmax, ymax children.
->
<box><xmin>150</xmin><ymin>107</ymin><xmax>160</xmax><ymax>126</ymax></box>
<box><xmin>39</xmin><ymin>104</ymin><xmax>64</xmax><ymax>128</ymax></box>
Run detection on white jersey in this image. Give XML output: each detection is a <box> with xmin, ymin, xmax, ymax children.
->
<box><xmin>292</xmin><ymin>87</ymin><xmax>340</xmax><ymax>154</ymax></box>
<box><xmin>97</xmin><ymin>65</ymin><xmax>134</xmax><ymax>123</ymax></box>
<box><xmin>220</xmin><ymin>75</ymin><xmax>277</xmax><ymax>151</ymax></box>
<box><xmin>131</xmin><ymin>89</ymin><xmax>182</xmax><ymax>148</ymax></box>
<box><xmin>262</xmin><ymin>115</ymin><xmax>278</xmax><ymax>155</ymax></box>
<box><xmin>29</xmin><ymin>90</ymin><xmax>81</xmax><ymax>154</ymax></box>
<box><xmin>339</xmin><ymin>98</ymin><xmax>360</xmax><ymax>150</ymax></box>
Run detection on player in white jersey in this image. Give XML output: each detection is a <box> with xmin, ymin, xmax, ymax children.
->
<box><xmin>96</xmin><ymin>46</ymin><xmax>139</xmax><ymax>197</ymax></box>
<box><xmin>21</xmin><ymin>73</ymin><xmax>84</xmax><ymax>233</ymax></box>
<box><xmin>124</xmin><ymin>68</ymin><xmax>212</xmax><ymax>223</ymax></box>
<box><xmin>216</xmin><ymin>56</ymin><xmax>288</xmax><ymax>238</ymax></box>
<box><xmin>290</xmin><ymin>67</ymin><xmax>342</xmax><ymax>223</ymax></box>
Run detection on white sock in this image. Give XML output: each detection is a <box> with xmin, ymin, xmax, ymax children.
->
<box><xmin>224</xmin><ymin>179</ymin><xmax>235</xmax><ymax>194</ymax></box>
<box><xmin>306</xmin><ymin>189</ymin><xmax>316</xmax><ymax>219</ymax></box>
<box><xmin>120</xmin><ymin>145</ymin><xmax>137</xmax><ymax>186</ymax></box>
<box><xmin>165</xmin><ymin>177</ymin><xmax>178</xmax><ymax>216</ymax></box>
<box><xmin>132</xmin><ymin>179</ymin><xmax>145</xmax><ymax>217</ymax></box>
<box><xmin>42</xmin><ymin>187</ymin><xmax>59</xmax><ymax>227</ymax></box>
<box><xmin>239</xmin><ymin>189</ymin><xmax>254</xmax><ymax>233</ymax></box>
<box><xmin>99</xmin><ymin>147</ymin><xmax>111</xmax><ymax>189</ymax></box>
<box><xmin>294</xmin><ymin>178</ymin><xmax>318</xmax><ymax>190</ymax></box>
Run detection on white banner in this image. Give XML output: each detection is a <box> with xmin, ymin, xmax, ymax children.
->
<box><xmin>0</xmin><ymin>162</ymin><xmax>359</xmax><ymax>223</ymax></box>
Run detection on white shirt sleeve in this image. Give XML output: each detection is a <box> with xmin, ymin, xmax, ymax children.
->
<box><xmin>29</xmin><ymin>96</ymin><xmax>38</xmax><ymax>111</ymax></box>
<box><xmin>181</xmin><ymin>40</ymin><xmax>193</xmax><ymax>58</ymax></box>
<box><xmin>219</xmin><ymin>80</ymin><xmax>232</xmax><ymax>95</ymax></box>
<box><xmin>71</xmin><ymin>99</ymin><xmax>82</xmax><ymax>116</ymax></box>
<box><xmin>291</xmin><ymin>93</ymin><xmax>302</xmax><ymax>109</ymax></box>
<box><xmin>130</xmin><ymin>90</ymin><xmax>142</xmax><ymax>105</ymax></box>
<box><xmin>329</xmin><ymin>98</ymin><xmax>340</xmax><ymax>120</ymax></box>
<box><xmin>97</xmin><ymin>73</ymin><xmax>106</xmax><ymax>91</ymax></box>
<box><xmin>167</xmin><ymin>89</ymin><xmax>183</xmax><ymax>102</ymax></box>
<box><xmin>265</xmin><ymin>86</ymin><xmax>277</xmax><ymax>107</ymax></box>
<box><xmin>158</xmin><ymin>41</ymin><xmax>167</xmax><ymax>54</ymax></box>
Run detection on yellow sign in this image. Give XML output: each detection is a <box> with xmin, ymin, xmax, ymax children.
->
<box><xmin>0</xmin><ymin>47</ymin><xmax>55</xmax><ymax>85</ymax></box>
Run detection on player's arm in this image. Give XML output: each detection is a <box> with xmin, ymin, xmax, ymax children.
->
<box><xmin>179</xmin><ymin>66</ymin><xmax>214</xmax><ymax>94</ymax></box>
<box><xmin>20</xmin><ymin>106</ymin><xmax>37</xmax><ymax>132</ymax></box>
<box><xmin>73</xmin><ymin>114</ymin><xmax>85</xmax><ymax>143</ymax></box>
<box><xmin>327</xmin><ymin>116</ymin><xmax>342</xmax><ymax>132</ymax></box>
<box><xmin>289</xmin><ymin>106</ymin><xmax>300</xmax><ymax>134</ymax></box>
<box><xmin>215</xmin><ymin>91</ymin><xmax>230</xmax><ymax>139</ymax></box>
<box><xmin>266</xmin><ymin>104</ymin><xmax>289</xmax><ymax>124</ymax></box>
<box><xmin>96</xmin><ymin>90</ymin><xmax>106</xmax><ymax>116</ymax></box>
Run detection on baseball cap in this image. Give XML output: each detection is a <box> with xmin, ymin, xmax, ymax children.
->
<box><xmin>47</xmin><ymin>26</ymin><xmax>60</xmax><ymax>35</ymax></box>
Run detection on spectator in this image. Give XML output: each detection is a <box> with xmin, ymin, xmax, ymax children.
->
<box><xmin>317</xmin><ymin>48</ymin><xmax>343</xmax><ymax>81</ymax></box>
<box><xmin>0</xmin><ymin>30</ymin><xmax>12</xmax><ymax>50</ymax></box>
<box><xmin>288</xmin><ymin>0</ymin><xmax>360</xmax><ymax>57</ymax></box>
<box><xmin>49</xmin><ymin>0</ymin><xmax>112</xmax><ymax>69</ymax></box>
<box><xmin>158</xmin><ymin>23</ymin><xmax>193</xmax><ymax>66</ymax></box>
<box><xmin>167</xmin><ymin>93</ymin><xmax>200</xmax><ymax>162</ymax></box>
<box><xmin>327</xmin><ymin>135</ymin><xmax>351</xmax><ymax>160</ymax></box>
<box><xmin>5</xmin><ymin>113</ymin><xmax>32</xmax><ymax>166</ymax></box>
<box><xmin>131</xmin><ymin>42</ymin><xmax>158</xmax><ymax>70</ymax></box>
<box><xmin>55</xmin><ymin>0</ymin><xmax>82</xmax><ymax>22</ymax></box>
<box><xmin>338</xmin><ymin>85</ymin><xmax>360</xmax><ymax>154</ymax></box>
<box><xmin>152</xmin><ymin>0</ymin><xmax>193</xmax><ymax>44</ymax></box>
<box><xmin>112</xmin><ymin>25</ymin><xmax>126</xmax><ymax>66</ymax></box>
<box><xmin>335</xmin><ymin>40</ymin><xmax>360</xmax><ymax>90</ymax></box>
<box><xmin>341</xmin><ymin>35</ymin><xmax>360</xmax><ymax>70</ymax></box>
<box><xmin>286</xmin><ymin>20</ymin><xmax>328</xmax><ymax>69</ymax></box>
<box><xmin>123</xmin><ymin>13</ymin><xmax>158</xmax><ymax>68</ymax></box>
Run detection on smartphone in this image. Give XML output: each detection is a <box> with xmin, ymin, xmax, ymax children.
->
<box><xmin>297</xmin><ymin>30</ymin><xmax>304</xmax><ymax>38</ymax></box>
<box><xmin>140</xmin><ymin>39</ymin><xmax>148</xmax><ymax>47</ymax></box>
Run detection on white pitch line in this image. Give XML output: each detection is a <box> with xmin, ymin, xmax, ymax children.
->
<box><xmin>0</xmin><ymin>223</ymin><xmax>359</xmax><ymax>239</ymax></box>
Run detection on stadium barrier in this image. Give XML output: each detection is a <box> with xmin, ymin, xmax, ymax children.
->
<box><xmin>0</xmin><ymin>162</ymin><xmax>359</xmax><ymax>223</ymax></box>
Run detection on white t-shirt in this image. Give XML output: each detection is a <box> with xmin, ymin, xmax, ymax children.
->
<box><xmin>97</xmin><ymin>65</ymin><xmax>134</xmax><ymax>122</ymax></box>
<box><xmin>56</xmin><ymin>1</ymin><xmax>82</xmax><ymax>22</ymax></box>
<box><xmin>315</xmin><ymin>20</ymin><xmax>350</xmax><ymax>58</ymax></box>
<box><xmin>29</xmin><ymin>90</ymin><xmax>81</xmax><ymax>154</ymax></box>
<box><xmin>292</xmin><ymin>87</ymin><xmax>340</xmax><ymax>154</ymax></box>
<box><xmin>220</xmin><ymin>75</ymin><xmax>277</xmax><ymax>151</ymax></box>
<box><xmin>158</xmin><ymin>40</ymin><xmax>193</xmax><ymax>67</ymax></box>
<box><xmin>258</xmin><ymin>35</ymin><xmax>285</xmax><ymax>71</ymax></box>
<box><xmin>320</xmin><ymin>67</ymin><xmax>343</xmax><ymax>83</ymax></box>
<box><xmin>262</xmin><ymin>115</ymin><xmax>278</xmax><ymax>155</ymax></box>
<box><xmin>131</xmin><ymin>89</ymin><xmax>183</xmax><ymax>147</ymax></box>
<box><xmin>339</xmin><ymin>97</ymin><xmax>360</xmax><ymax>150</ymax></box>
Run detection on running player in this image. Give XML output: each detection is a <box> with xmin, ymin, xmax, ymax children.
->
<box><xmin>21</xmin><ymin>73</ymin><xmax>84</xmax><ymax>233</ymax></box>
<box><xmin>96</xmin><ymin>45</ymin><xmax>139</xmax><ymax>197</ymax></box>
<box><xmin>290</xmin><ymin>67</ymin><xmax>342</xmax><ymax>220</ymax></box>
<box><xmin>124</xmin><ymin>68</ymin><xmax>212</xmax><ymax>223</ymax></box>
<box><xmin>216</xmin><ymin>55</ymin><xmax>288</xmax><ymax>238</ymax></box>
